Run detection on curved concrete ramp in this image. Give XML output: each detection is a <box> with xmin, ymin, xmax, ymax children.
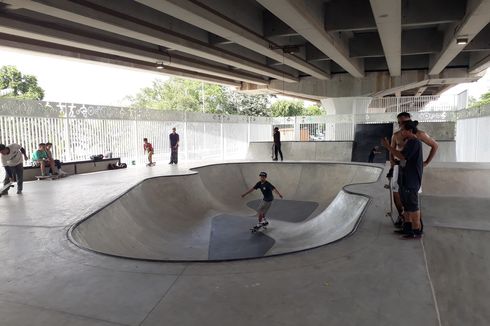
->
<box><xmin>70</xmin><ymin>163</ymin><xmax>381</xmax><ymax>261</ymax></box>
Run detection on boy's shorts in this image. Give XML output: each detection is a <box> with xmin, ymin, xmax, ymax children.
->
<box><xmin>399</xmin><ymin>187</ymin><xmax>420</xmax><ymax>212</ymax></box>
<box><xmin>392</xmin><ymin>165</ymin><xmax>422</xmax><ymax>193</ymax></box>
<box><xmin>258</xmin><ymin>200</ymin><xmax>272</xmax><ymax>215</ymax></box>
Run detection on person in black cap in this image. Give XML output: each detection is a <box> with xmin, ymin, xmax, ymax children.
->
<box><xmin>273</xmin><ymin>127</ymin><xmax>283</xmax><ymax>161</ymax></box>
<box><xmin>241</xmin><ymin>171</ymin><xmax>283</xmax><ymax>229</ymax></box>
<box><xmin>383</xmin><ymin>120</ymin><xmax>424</xmax><ymax>239</ymax></box>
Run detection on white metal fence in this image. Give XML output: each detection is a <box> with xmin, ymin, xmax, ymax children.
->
<box><xmin>0</xmin><ymin>96</ymin><xmax>488</xmax><ymax>168</ymax></box>
<box><xmin>0</xmin><ymin>99</ymin><xmax>272</xmax><ymax>165</ymax></box>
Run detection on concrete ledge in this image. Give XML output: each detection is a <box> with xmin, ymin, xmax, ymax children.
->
<box><xmin>247</xmin><ymin>141</ymin><xmax>353</xmax><ymax>161</ymax></box>
<box><xmin>22</xmin><ymin>158</ymin><xmax>121</xmax><ymax>181</ymax></box>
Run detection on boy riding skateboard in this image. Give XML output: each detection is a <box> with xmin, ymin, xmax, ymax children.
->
<box><xmin>241</xmin><ymin>171</ymin><xmax>283</xmax><ymax>232</ymax></box>
<box><xmin>143</xmin><ymin>138</ymin><xmax>154</xmax><ymax>166</ymax></box>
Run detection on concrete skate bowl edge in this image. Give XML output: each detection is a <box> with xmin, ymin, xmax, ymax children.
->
<box><xmin>68</xmin><ymin>162</ymin><xmax>382</xmax><ymax>261</ymax></box>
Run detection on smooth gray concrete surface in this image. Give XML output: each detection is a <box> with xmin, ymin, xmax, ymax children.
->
<box><xmin>70</xmin><ymin>163</ymin><xmax>379</xmax><ymax>261</ymax></box>
<box><xmin>0</xmin><ymin>161</ymin><xmax>489</xmax><ymax>325</ymax></box>
<box><xmin>209</xmin><ymin>214</ymin><xmax>275</xmax><ymax>260</ymax></box>
<box><xmin>247</xmin><ymin>199</ymin><xmax>318</xmax><ymax>223</ymax></box>
<box><xmin>246</xmin><ymin>141</ymin><xmax>353</xmax><ymax>161</ymax></box>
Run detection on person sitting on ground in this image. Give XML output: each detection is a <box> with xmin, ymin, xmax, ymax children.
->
<box><xmin>46</xmin><ymin>142</ymin><xmax>66</xmax><ymax>175</ymax></box>
<box><xmin>32</xmin><ymin>143</ymin><xmax>57</xmax><ymax>176</ymax></box>
<box><xmin>143</xmin><ymin>138</ymin><xmax>154</xmax><ymax>165</ymax></box>
<box><xmin>0</xmin><ymin>143</ymin><xmax>29</xmax><ymax>195</ymax></box>
<box><xmin>383</xmin><ymin>120</ymin><xmax>424</xmax><ymax>239</ymax></box>
<box><xmin>241</xmin><ymin>171</ymin><xmax>283</xmax><ymax>230</ymax></box>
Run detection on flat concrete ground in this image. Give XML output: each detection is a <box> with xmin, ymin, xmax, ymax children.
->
<box><xmin>0</xmin><ymin>162</ymin><xmax>488</xmax><ymax>326</ymax></box>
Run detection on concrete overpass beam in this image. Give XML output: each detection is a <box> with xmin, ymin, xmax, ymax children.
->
<box><xmin>369</xmin><ymin>0</ymin><xmax>401</xmax><ymax>76</ymax></box>
<box><xmin>0</xmin><ymin>15</ymin><xmax>269</xmax><ymax>85</ymax></box>
<box><xmin>2</xmin><ymin>0</ymin><xmax>298</xmax><ymax>83</ymax></box>
<box><xmin>325</xmin><ymin>0</ymin><xmax>466</xmax><ymax>32</ymax></box>
<box><xmin>257</xmin><ymin>0</ymin><xmax>364</xmax><ymax>78</ymax></box>
<box><xmin>429</xmin><ymin>0</ymin><xmax>490</xmax><ymax>75</ymax></box>
<box><xmin>135</xmin><ymin>0</ymin><xmax>330</xmax><ymax>80</ymax></box>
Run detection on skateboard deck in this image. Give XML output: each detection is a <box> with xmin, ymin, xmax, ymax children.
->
<box><xmin>0</xmin><ymin>182</ymin><xmax>14</xmax><ymax>197</ymax></box>
<box><xmin>35</xmin><ymin>175</ymin><xmax>59</xmax><ymax>180</ymax></box>
<box><xmin>250</xmin><ymin>221</ymin><xmax>269</xmax><ymax>233</ymax></box>
<box><xmin>385</xmin><ymin>177</ymin><xmax>395</xmax><ymax>224</ymax></box>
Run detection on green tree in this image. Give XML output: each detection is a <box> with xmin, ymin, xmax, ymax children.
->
<box><xmin>0</xmin><ymin>65</ymin><xmax>45</xmax><ymax>100</ymax></box>
<box><xmin>303</xmin><ymin>105</ymin><xmax>323</xmax><ymax>116</ymax></box>
<box><xmin>270</xmin><ymin>99</ymin><xmax>304</xmax><ymax>117</ymax></box>
<box><xmin>469</xmin><ymin>90</ymin><xmax>490</xmax><ymax>108</ymax></box>
<box><xmin>218</xmin><ymin>87</ymin><xmax>271</xmax><ymax>116</ymax></box>
<box><xmin>128</xmin><ymin>77</ymin><xmax>272</xmax><ymax>115</ymax></box>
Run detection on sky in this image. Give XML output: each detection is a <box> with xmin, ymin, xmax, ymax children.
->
<box><xmin>1</xmin><ymin>46</ymin><xmax>489</xmax><ymax>106</ymax></box>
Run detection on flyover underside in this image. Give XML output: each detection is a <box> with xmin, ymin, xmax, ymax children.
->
<box><xmin>1</xmin><ymin>0</ymin><xmax>488</xmax><ymax>99</ymax></box>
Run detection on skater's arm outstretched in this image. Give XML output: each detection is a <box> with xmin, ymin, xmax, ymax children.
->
<box><xmin>273</xmin><ymin>188</ymin><xmax>283</xmax><ymax>199</ymax></box>
<box><xmin>241</xmin><ymin>188</ymin><xmax>255</xmax><ymax>198</ymax></box>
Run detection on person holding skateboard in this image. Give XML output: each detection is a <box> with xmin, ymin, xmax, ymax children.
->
<box><xmin>388</xmin><ymin>112</ymin><xmax>438</xmax><ymax>227</ymax></box>
<box><xmin>143</xmin><ymin>138</ymin><xmax>154</xmax><ymax>166</ymax></box>
<box><xmin>383</xmin><ymin>120</ymin><xmax>424</xmax><ymax>239</ymax></box>
<box><xmin>169</xmin><ymin>127</ymin><xmax>179</xmax><ymax>164</ymax></box>
<box><xmin>0</xmin><ymin>143</ymin><xmax>29</xmax><ymax>195</ymax></box>
<box><xmin>241</xmin><ymin>171</ymin><xmax>283</xmax><ymax>231</ymax></box>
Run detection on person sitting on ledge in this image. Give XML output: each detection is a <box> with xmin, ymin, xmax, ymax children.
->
<box><xmin>32</xmin><ymin>143</ymin><xmax>57</xmax><ymax>176</ymax></box>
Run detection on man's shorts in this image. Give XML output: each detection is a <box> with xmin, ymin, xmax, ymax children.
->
<box><xmin>399</xmin><ymin>187</ymin><xmax>420</xmax><ymax>212</ymax></box>
<box><xmin>258</xmin><ymin>200</ymin><xmax>272</xmax><ymax>215</ymax></box>
<box><xmin>391</xmin><ymin>165</ymin><xmax>422</xmax><ymax>193</ymax></box>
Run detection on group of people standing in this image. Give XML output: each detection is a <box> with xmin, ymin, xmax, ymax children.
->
<box><xmin>143</xmin><ymin>127</ymin><xmax>180</xmax><ymax>166</ymax></box>
<box><xmin>382</xmin><ymin>112</ymin><xmax>439</xmax><ymax>239</ymax></box>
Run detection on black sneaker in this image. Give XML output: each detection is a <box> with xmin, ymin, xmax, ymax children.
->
<box><xmin>401</xmin><ymin>233</ymin><xmax>422</xmax><ymax>240</ymax></box>
<box><xmin>16</xmin><ymin>190</ymin><xmax>22</xmax><ymax>195</ymax></box>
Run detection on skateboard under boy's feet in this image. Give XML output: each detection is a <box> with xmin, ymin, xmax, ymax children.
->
<box><xmin>146</xmin><ymin>162</ymin><xmax>156</xmax><ymax>166</ymax></box>
<box><xmin>250</xmin><ymin>220</ymin><xmax>269</xmax><ymax>233</ymax></box>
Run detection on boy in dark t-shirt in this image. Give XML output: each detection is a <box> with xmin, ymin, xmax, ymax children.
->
<box><xmin>382</xmin><ymin>120</ymin><xmax>424</xmax><ymax>239</ymax></box>
<box><xmin>241</xmin><ymin>171</ymin><xmax>283</xmax><ymax>229</ymax></box>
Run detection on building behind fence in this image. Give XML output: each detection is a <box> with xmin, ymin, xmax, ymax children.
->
<box><xmin>0</xmin><ymin>94</ymin><xmax>489</xmax><ymax>166</ymax></box>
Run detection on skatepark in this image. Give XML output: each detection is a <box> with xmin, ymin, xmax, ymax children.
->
<box><xmin>0</xmin><ymin>157</ymin><xmax>489</xmax><ymax>325</ymax></box>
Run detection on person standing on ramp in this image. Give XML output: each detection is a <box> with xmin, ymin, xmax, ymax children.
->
<box><xmin>169</xmin><ymin>127</ymin><xmax>179</xmax><ymax>164</ymax></box>
<box><xmin>273</xmin><ymin>127</ymin><xmax>283</xmax><ymax>161</ymax></box>
<box><xmin>241</xmin><ymin>171</ymin><xmax>283</xmax><ymax>232</ymax></box>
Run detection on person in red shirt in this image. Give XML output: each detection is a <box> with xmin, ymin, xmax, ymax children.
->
<box><xmin>143</xmin><ymin>138</ymin><xmax>154</xmax><ymax>166</ymax></box>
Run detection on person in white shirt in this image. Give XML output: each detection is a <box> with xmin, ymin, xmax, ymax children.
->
<box><xmin>0</xmin><ymin>143</ymin><xmax>28</xmax><ymax>195</ymax></box>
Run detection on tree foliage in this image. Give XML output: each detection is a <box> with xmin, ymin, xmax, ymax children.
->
<box><xmin>468</xmin><ymin>90</ymin><xmax>490</xmax><ymax>108</ymax></box>
<box><xmin>0</xmin><ymin>65</ymin><xmax>45</xmax><ymax>100</ymax></box>
<box><xmin>128</xmin><ymin>77</ymin><xmax>271</xmax><ymax>115</ymax></box>
<box><xmin>127</xmin><ymin>77</ymin><xmax>324</xmax><ymax>117</ymax></box>
<box><xmin>270</xmin><ymin>99</ymin><xmax>304</xmax><ymax>117</ymax></box>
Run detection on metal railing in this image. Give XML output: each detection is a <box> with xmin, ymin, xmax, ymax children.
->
<box><xmin>0</xmin><ymin>99</ymin><xmax>272</xmax><ymax>165</ymax></box>
<box><xmin>1</xmin><ymin>96</ymin><xmax>487</xmax><ymax>167</ymax></box>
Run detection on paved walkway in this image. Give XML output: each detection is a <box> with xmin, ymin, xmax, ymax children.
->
<box><xmin>0</xmin><ymin>161</ymin><xmax>487</xmax><ymax>325</ymax></box>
